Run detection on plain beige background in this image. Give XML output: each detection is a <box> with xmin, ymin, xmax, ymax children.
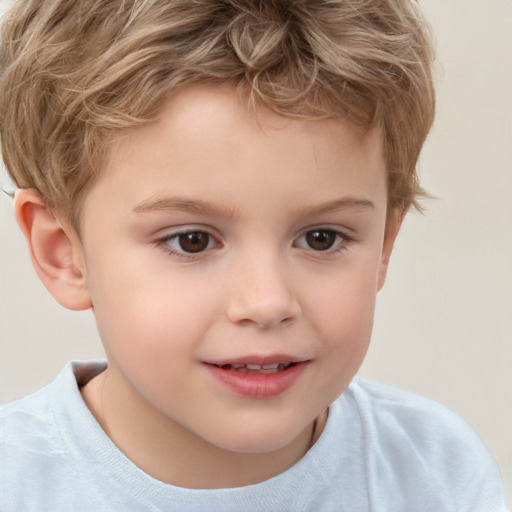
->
<box><xmin>0</xmin><ymin>0</ymin><xmax>510</xmax><ymax>503</ymax></box>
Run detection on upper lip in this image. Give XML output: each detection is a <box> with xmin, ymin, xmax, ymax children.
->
<box><xmin>204</xmin><ymin>354</ymin><xmax>310</xmax><ymax>366</ymax></box>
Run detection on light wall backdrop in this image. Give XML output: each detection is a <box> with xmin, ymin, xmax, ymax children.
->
<box><xmin>0</xmin><ymin>0</ymin><xmax>511</xmax><ymax>503</ymax></box>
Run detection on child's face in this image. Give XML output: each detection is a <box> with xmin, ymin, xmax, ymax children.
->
<box><xmin>77</xmin><ymin>86</ymin><xmax>396</xmax><ymax>455</ymax></box>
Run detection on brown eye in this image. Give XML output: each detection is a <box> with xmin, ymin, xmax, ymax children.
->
<box><xmin>177</xmin><ymin>232</ymin><xmax>211</xmax><ymax>253</ymax></box>
<box><xmin>304</xmin><ymin>230</ymin><xmax>338</xmax><ymax>251</ymax></box>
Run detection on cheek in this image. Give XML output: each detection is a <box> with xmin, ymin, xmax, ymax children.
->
<box><xmin>303</xmin><ymin>263</ymin><xmax>378</xmax><ymax>388</ymax></box>
<box><xmin>89</xmin><ymin>278</ymin><xmax>204</xmax><ymax>406</ymax></box>
<box><xmin>306</xmin><ymin>259</ymin><xmax>378</xmax><ymax>336</ymax></box>
<box><xmin>89</xmin><ymin>262</ymin><xmax>220</xmax><ymax>363</ymax></box>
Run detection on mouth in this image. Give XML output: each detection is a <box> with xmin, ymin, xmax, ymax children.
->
<box><xmin>208</xmin><ymin>362</ymin><xmax>297</xmax><ymax>374</ymax></box>
<box><xmin>203</xmin><ymin>357</ymin><xmax>309</xmax><ymax>399</ymax></box>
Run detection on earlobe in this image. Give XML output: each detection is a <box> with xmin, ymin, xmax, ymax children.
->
<box><xmin>14</xmin><ymin>189</ymin><xmax>92</xmax><ymax>311</ymax></box>
<box><xmin>377</xmin><ymin>209</ymin><xmax>406</xmax><ymax>291</ymax></box>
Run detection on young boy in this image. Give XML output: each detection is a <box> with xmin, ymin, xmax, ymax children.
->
<box><xmin>0</xmin><ymin>0</ymin><xmax>508</xmax><ymax>510</ymax></box>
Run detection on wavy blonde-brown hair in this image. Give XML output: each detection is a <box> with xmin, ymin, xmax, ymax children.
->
<box><xmin>0</xmin><ymin>0</ymin><xmax>435</xmax><ymax>229</ymax></box>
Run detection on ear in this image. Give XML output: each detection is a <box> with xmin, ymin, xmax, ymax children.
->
<box><xmin>377</xmin><ymin>209</ymin><xmax>406</xmax><ymax>291</ymax></box>
<box><xmin>14</xmin><ymin>189</ymin><xmax>92</xmax><ymax>311</ymax></box>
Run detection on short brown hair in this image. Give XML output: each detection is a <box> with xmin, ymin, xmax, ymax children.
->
<box><xmin>0</xmin><ymin>0</ymin><xmax>435</xmax><ymax>228</ymax></box>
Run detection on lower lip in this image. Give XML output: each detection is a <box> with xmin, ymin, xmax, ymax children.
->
<box><xmin>203</xmin><ymin>362</ymin><xmax>309</xmax><ymax>399</ymax></box>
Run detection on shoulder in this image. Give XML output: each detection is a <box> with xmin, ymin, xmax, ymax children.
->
<box><xmin>0</xmin><ymin>378</ymin><xmax>62</xmax><ymax>451</ymax></box>
<box><xmin>0</xmin><ymin>362</ymin><xmax>109</xmax><ymax>511</ymax></box>
<box><xmin>1</xmin><ymin>375</ymin><xmax>68</xmax><ymax>509</ymax></box>
<box><xmin>345</xmin><ymin>378</ymin><xmax>486</xmax><ymax>443</ymax></box>
<box><xmin>332</xmin><ymin>378</ymin><xmax>508</xmax><ymax>510</ymax></box>
<box><xmin>343</xmin><ymin>377</ymin><xmax>491</xmax><ymax>460</ymax></box>
<box><xmin>0</xmin><ymin>361</ymin><xmax>103</xmax><ymax>436</ymax></box>
<box><xmin>346</xmin><ymin>377</ymin><xmax>474</xmax><ymax>432</ymax></box>
<box><xmin>0</xmin><ymin>360</ymin><xmax>106</xmax><ymax>451</ymax></box>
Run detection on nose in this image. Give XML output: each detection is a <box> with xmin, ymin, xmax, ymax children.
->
<box><xmin>225</xmin><ymin>252</ymin><xmax>301</xmax><ymax>329</ymax></box>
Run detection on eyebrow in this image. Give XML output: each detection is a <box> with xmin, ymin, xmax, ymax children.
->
<box><xmin>132</xmin><ymin>197</ymin><xmax>239</xmax><ymax>219</ymax></box>
<box><xmin>132</xmin><ymin>196</ymin><xmax>374</xmax><ymax>218</ymax></box>
<box><xmin>297</xmin><ymin>198</ymin><xmax>375</xmax><ymax>217</ymax></box>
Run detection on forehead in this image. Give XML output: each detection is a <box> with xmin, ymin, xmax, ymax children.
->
<box><xmin>83</xmin><ymin>86</ymin><xmax>387</xmax><ymax>224</ymax></box>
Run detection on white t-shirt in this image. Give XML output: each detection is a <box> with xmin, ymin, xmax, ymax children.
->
<box><xmin>0</xmin><ymin>361</ymin><xmax>508</xmax><ymax>511</ymax></box>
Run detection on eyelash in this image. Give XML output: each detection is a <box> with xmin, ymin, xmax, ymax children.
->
<box><xmin>154</xmin><ymin>227</ymin><xmax>353</xmax><ymax>260</ymax></box>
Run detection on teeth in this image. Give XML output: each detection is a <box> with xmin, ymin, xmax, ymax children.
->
<box><xmin>216</xmin><ymin>362</ymin><xmax>294</xmax><ymax>373</ymax></box>
<box><xmin>246</xmin><ymin>363</ymin><xmax>285</xmax><ymax>370</ymax></box>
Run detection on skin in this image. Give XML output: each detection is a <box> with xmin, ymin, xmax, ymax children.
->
<box><xmin>15</xmin><ymin>86</ymin><xmax>401</xmax><ymax>489</ymax></box>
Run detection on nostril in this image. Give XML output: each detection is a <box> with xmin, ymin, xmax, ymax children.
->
<box><xmin>280</xmin><ymin>316</ymin><xmax>296</xmax><ymax>326</ymax></box>
<box><xmin>229</xmin><ymin>310</ymin><xmax>298</xmax><ymax>329</ymax></box>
